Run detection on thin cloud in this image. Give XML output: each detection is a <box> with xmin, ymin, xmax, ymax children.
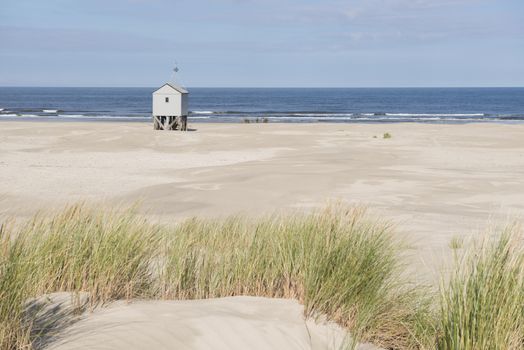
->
<box><xmin>0</xmin><ymin>26</ymin><xmax>174</xmax><ymax>53</ymax></box>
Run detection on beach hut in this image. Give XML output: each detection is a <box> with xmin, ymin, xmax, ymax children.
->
<box><xmin>152</xmin><ymin>83</ymin><xmax>188</xmax><ymax>131</ymax></box>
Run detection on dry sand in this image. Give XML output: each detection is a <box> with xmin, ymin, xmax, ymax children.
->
<box><xmin>2</xmin><ymin>122</ymin><xmax>523</xmax><ymax>252</ymax></box>
<box><xmin>33</xmin><ymin>293</ymin><xmax>379</xmax><ymax>350</ymax></box>
<box><xmin>2</xmin><ymin>120</ymin><xmax>524</xmax><ymax>348</ymax></box>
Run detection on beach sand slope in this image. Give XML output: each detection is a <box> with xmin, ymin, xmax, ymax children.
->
<box><xmin>36</xmin><ymin>294</ymin><xmax>379</xmax><ymax>350</ymax></box>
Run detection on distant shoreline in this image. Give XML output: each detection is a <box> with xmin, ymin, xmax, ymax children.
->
<box><xmin>1</xmin><ymin>117</ymin><xmax>524</xmax><ymax>125</ymax></box>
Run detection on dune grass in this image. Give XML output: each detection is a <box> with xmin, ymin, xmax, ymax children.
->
<box><xmin>0</xmin><ymin>204</ymin><xmax>434</xmax><ymax>350</ymax></box>
<box><xmin>0</xmin><ymin>206</ymin><xmax>162</xmax><ymax>349</ymax></box>
<box><xmin>1</xmin><ymin>204</ymin><xmax>523</xmax><ymax>350</ymax></box>
<box><xmin>159</xmin><ymin>207</ymin><xmax>435</xmax><ymax>349</ymax></box>
<box><xmin>448</xmin><ymin>236</ymin><xmax>464</xmax><ymax>250</ymax></box>
<box><xmin>437</xmin><ymin>225</ymin><xmax>524</xmax><ymax>350</ymax></box>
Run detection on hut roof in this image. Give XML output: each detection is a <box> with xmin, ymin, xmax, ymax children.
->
<box><xmin>153</xmin><ymin>83</ymin><xmax>188</xmax><ymax>94</ymax></box>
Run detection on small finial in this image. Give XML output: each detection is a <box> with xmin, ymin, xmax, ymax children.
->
<box><xmin>172</xmin><ymin>63</ymin><xmax>180</xmax><ymax>84</ymax></box>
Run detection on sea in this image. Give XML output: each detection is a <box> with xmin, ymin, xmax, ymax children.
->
<box><xmin>0</xmin><ymin>87</ymin><xmax>523</xmax><ymax>123</ymax></box>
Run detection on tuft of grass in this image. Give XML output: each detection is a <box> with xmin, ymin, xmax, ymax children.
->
<box><xmin>158</xmin><ymin>206</ymin><xmax>434</xmax><ymax>349</ymax></box>
<box><xmin>0</xmin><ymin>205</ymin><xmax>162</xmax><ymax>349</ymax></box>
<box><xmin>449</xmin><ymin>236</ymin><xmax>463</xmax><ymax>250</ymax></box>
<box><xmin>437</xmin><ymin>225</ymin><xmax>524</xmax><ymax>350</ymax></box>
<box><xmin>383</xmin><ymin>132</ymin><xmax>392</xmax><ymax>139</ymax></box>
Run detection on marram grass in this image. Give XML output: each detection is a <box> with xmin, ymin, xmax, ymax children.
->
<box><xmin>1</xmin><ymin>204</ymin><xmax>523</xmax><ymax>350</ymax></box>
<box><xmin>437</xmin><ymin>225</ymin><xmax>524</xmax><ymax>350</ymax></box>
<box><xmin>0</xmin><ymin>205</ymin><xmax>162</xmax><ymax>349</ymax></box>
<box><xmin>158</xmin><ymin>207</ymin><xmax>435</xmax><ymax>349</ymax></box>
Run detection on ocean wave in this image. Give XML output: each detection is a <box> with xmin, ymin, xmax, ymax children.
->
<box><xmin>263</xmin><ymin>115</ymin><xmax>502</xmax><ymax>122</ymax></box>
<box><xmin>190</xmin><ymin>111</ymin><xmax>214</xmax><ymax>115</ymax></box>
<box><xmin>57</xmin><ymin>114</ymin><xmax>148</xmax><ymax>120</ymax></box>
<box><xmin>270</xmin><ymin>114</ymin><xmax>446</xmax><ymax>120</ymax></box>
<box><xmin>498</xmin><ymin>114</ymin><xmax>524</xmax><ymax>120</ymax></box>
<box><xmin>385</xmin><ymin>113</ymin><xmax>485</xmax><ymax>117</ymax></box>
<box><xmin>58</xmin><ymin>114</ymin><xmax>90</xmax><ymax>118</ymax></box>
<box><xmin>17</xmin><ymin>109</ymin><xmax>43</xmax><ymax>113</ymax></box>
<box><xmin>290</xmin><ymin>113</ymin><xmax>355</xmax><ymax>117</ymax></box>
<box><xmin>0</xmin><ymin>114</ymin><xmax>41</xmax><ymax>118</ymax></box>
<box><xmin>186</xmin><ymin>111</ymin><xmax>492</xmax><ymax>119</ymax></box>
<box><xmin>190</xmin><ymin>116</ymin><xmax>211</xmax><ymax>119</ymax></box>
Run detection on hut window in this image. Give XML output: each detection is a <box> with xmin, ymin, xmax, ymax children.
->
<box><xmin>165</xmin><ymin>97</ymin><xmax>169</xmax><ymax>103</ymax></box>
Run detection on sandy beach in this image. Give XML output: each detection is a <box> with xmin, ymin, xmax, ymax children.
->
<box><xmin>2</xmin><ymin>120</ymin><xmax>524</xmax><ymax>349</ymax></box>
<box><xmin>2</xmin><ymin>121</ymin><xmax>524</xmax><ymax>259</ymax></box>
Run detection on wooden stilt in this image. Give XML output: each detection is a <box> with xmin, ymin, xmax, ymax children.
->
<box><xmin>167</xmin><ymin>117</ymin><xmax>177</xmax><ymax>130</ymax></box>
<box><xmin>175</xmin><ymin>116</ymin><xmax>187</xmax><ymax>131</ymax></box>
<box><xmin>153</xmin><ymin>115</ymin><xmax>188</xmax><ymax>131</ymax></box>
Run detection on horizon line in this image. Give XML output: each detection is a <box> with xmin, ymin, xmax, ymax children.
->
<box><xmin>1</xmin><ymin>85</ymin><xmax>524</xmax><ymax>89</ymax></box>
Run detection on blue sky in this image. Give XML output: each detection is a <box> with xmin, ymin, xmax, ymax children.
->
<box><xmin>1</xmin><ymin>0</ymin><xmax>523</xmax><ymax>87</ymax></box>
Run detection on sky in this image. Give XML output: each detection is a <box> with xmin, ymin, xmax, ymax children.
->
<box><xmin>1</xmin><ymin>0</ymin><xmax>523</xmax><ymax>87</ymax></box>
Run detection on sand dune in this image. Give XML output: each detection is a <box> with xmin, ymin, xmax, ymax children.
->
<box><xmin>30</xmin><ymin>293</ymin><xmax>379</xmax><ymax>350</ymax></box>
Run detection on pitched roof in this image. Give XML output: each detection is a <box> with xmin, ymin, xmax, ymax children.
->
<box><xmin>153</xmin><ymin>83</ymin><xmax>188</xmax><ymax>94</ymax></box>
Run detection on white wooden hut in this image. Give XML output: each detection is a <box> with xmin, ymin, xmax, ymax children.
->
<box><xmin>152</xmin><ymin>83</ymin><xmax>188</xmax><ymax>130</ymax></box>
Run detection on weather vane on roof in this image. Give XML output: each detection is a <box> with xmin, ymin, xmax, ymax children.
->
<box><xmin>172</xmin><ymin>62</ymin><xmax>180</xmax><ymax>84</ymax></box>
